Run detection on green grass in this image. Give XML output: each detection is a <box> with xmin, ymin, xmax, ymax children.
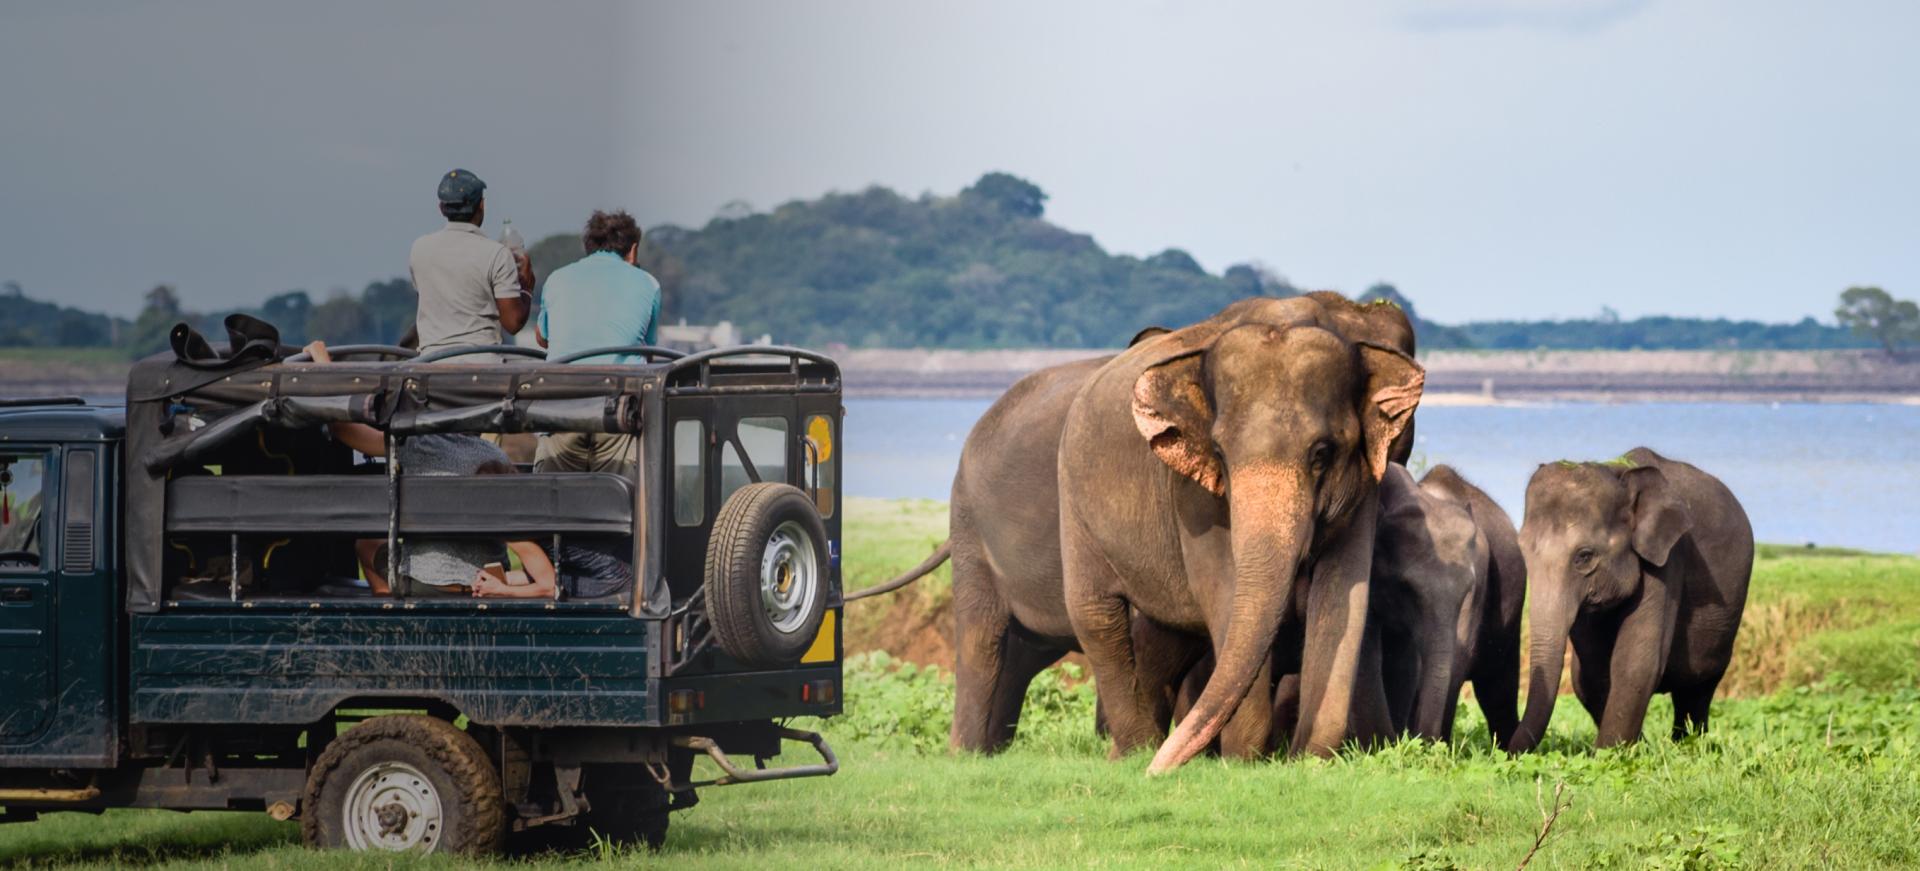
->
<box><xmin>3</xmin><ymin>500</ymin><xmax>1917</xmax><ymax>869</ymax></box>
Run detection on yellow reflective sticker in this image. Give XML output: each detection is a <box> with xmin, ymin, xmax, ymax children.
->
<box><xmin>801</xmin><ymin>609</ymin><xmax>837</xmax><ymax>664</ymax></box>
<box><xmin>806</xmin><ymin>416</ymin><xmax>834</xmax><ymax>463</ymax></box>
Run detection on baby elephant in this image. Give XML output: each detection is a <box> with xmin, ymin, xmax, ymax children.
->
<box><xmin>1507</xmin><ymin>447</ymin><xmax>1753</xmax><ymax>752</ymax></box>
<box><xmin>1373</xmin><ymin>464</ymin><xmax>1526</xmax><ymax>745</ymax></box>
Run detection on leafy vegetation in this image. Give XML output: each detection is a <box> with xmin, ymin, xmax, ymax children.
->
<box><xmin>6</xmin><ymin>175</ymin><xmax>1906</xmax><ymax>355</ymax></box>
<box><xmin>3</xmin><ymin>501</ymin><xmax>1914</xmax><ymax>869</ymax></box>
<box><xmin>1834</xmin><ymin>285</ymin><xmax>1920</xmax><ymax>356</ymax></box>
<box><xmin>0</xmin><ymin>282</ymin><xmax>119</xmax><ymax>347</ymax></box>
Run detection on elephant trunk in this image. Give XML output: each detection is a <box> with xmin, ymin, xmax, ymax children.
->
<box><xmin>1406</xmin><ymin>614</ymin><xmax>1459</xmax><ymax>740</ymax></box>
<box><xmin>1507</xmin><ymin>580</ymin><xmax>1579</xmax><ymax>753</ymax></box>
<box><xmin>1147</xmin><ymin>465</ymin><xmax>1309</xmax><ymax>775</ymax></box>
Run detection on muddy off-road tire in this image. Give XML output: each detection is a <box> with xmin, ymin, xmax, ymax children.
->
<box><xmin>302</xmin><ymin>715</ymin><xmax>505</xmax><ymax>857</ymax></box>
<box><xmin>706</xmin><ymin>482</ymin><xmax>830</xmax><ymax>667</ymax></box>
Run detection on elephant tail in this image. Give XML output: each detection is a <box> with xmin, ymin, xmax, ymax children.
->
<box><xmin>844</xmin><ymin>540</ymin><xmax>952</xmax><ymax>602</ymax></box>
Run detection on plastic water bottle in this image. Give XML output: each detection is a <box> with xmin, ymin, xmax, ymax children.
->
<box><xmin>500</xmin><ymin>219</ymin><xmax>525</xmax><ymax>255</ymax></box>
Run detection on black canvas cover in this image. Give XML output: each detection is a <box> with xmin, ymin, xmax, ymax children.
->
<box><xmin>166</xmin><ymin>473</ymin><xmax>635</xmax><ymax>536</ymax></box>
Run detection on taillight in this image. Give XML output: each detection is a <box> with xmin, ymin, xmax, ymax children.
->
<box><xmin>801</xmin><ymin>679</ymin><xmax>837</xmax><ymax>705</ymax></box>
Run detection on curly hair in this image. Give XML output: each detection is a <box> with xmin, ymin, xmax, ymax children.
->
<box><xmin>582</xmin><ymin>210</ymin><xmax>642</xmax><ymax>256</ymax></box>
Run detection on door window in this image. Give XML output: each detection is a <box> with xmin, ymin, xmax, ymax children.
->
<box><xmin>721</xmin><ymin>417</ymin><xmax>789</xmax><ymax>504</ymax></box>
<box><xmin>0</xmin><ymin>455</ymin><xmax>47</xmax><ymax>571</ymax></box>
<box><xmin>673</xmin><ymin>420</ymin><xmax>705</xmax><ymax>527</ymax></box>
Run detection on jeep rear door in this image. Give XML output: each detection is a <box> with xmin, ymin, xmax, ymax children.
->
<box><xmin>0</xmin><ymin>449</ymin><xmax>53</xmax><ymax>743</ymax></box>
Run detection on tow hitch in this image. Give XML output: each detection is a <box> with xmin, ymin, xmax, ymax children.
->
<box><xmin>655</xmin><ymin>727</ymin><xmax>839</xmax><ymax>790</ymax></box>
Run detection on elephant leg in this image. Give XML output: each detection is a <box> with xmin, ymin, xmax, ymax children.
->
<box><xmin>1172</xmin><ymin>654</ymin><xmax>1211</xmax><ymax>728</ymax></box>
<box><xmin>1267</xmin><ymin>672</ymin><xmax>1301</xmax><ymax>756</ymax></box>
<box><xmin>1063</xmin><ymin>527</ymin><xmax>1160</xmax><ymax>759</ymax></box>
<box><xmin>1469</xmin><ymin>638</ymin><xmax>1521</xmax><ymax>749</ymax></box>
<box><xmin>1595</xmin><ymin>581</ymin><xmax>1678</xmax><ymax>749</ymax></box>
<box><xmin>1671</xmin><ymin>685</ymin><xmax>1714</xmax><ymax>741</ymax></box>
<box><xmin>949</xmin><ymin>544</ymin><xmax>1016</xmax><ymax>753</ymax></box>
<box><xmin>1131</xmin><ymin>616</ymin><xmax>1206</xmax><ymax>734</ymax></box>
<box><xmin>987</xmin><ymin>626</ymin><xmax>1067</xmax><ymax>748</ymax></box>
<box><xmin>1218</xmin><ymin>658</ymin><xmax>1275</xmax><ymax>759</ymax></box>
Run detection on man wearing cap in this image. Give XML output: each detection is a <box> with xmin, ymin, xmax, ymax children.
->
<box><xmin>409</xmin><ymin>169</ymin><xmax>534</xmax><ymax>362</ymax></box>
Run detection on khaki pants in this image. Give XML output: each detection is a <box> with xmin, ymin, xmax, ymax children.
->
<box><xmin>535</xmin><ymin>432</ymin><xmax>637</xmax><ymax>476</ymax></box>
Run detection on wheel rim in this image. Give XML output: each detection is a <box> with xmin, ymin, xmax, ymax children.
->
<box><xmin>341</xmin><ymin>761</ymin><xmax>444</xmax><ymax>853</ymax></box>
<box><xmin>760</xmin><ymin>520</ymin><xmax>819</xmax><ymax>634</ymax></box>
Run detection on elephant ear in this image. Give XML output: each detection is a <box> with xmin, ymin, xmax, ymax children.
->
<box><xmin>1357</xmin><ymin>342</ymin><xmax>1425</xmax><ymax>482</ymax></box>
<box><xmin>1625</xmin><ymin>466</ymin><xmax>1693</xmax><ymax>567</ymax></box>
<box><xmin>1128</xmin><ymin>326</ymin><xmax>1172</xmax><ymax>347</ymax></box>
<box><xmin>1131</xmin><ymin>349</ymin><xmax>1222</xmax><ymax>496</ymax></box>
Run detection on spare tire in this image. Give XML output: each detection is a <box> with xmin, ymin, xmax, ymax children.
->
<box><xmin>706</xmin><ymin>483</ymin><xmax>831</xmax><ymax>667</ymax></box>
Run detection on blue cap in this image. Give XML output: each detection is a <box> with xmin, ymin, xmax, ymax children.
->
<box><xmin>437</xmin><ymin>169</ymin><xmax>486</xmax><ymax>207</ymax></box>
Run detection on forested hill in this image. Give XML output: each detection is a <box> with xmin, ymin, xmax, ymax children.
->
<box><xmin>541</xmin><ymin>172</ymin><xmax>1870</xmax><ymax>351</ymax></box>
<box><xmin>539</xmin><ymin>172</ymin><xmax>1290</xmax><ymax>348</ymax></box>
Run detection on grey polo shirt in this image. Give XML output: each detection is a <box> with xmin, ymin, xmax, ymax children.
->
<box><xmin>408</xmin><ymin>222</ymin><xmax>522</xmax><ymax>361</ymax></box>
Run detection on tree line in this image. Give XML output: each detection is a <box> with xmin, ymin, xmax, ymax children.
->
<box><xmin>2</xmin><ymin>173</ymin><xmax>1914</xmax><ymax>357</ymax></box>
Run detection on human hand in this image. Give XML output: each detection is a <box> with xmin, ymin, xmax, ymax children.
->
<box><xmin>303</xmin><ymin>340</ymin><xmax>332</xmax><ymax>364</ymax></box>
<box><xmin>472</xmin><ymin>570</ymin><xmax>507</xmax><ymax>597</ymax></box>
<box><xmin>514</xmin><ymin>252</ymin><xmax>535</xmax><ymax>290</ymax></box>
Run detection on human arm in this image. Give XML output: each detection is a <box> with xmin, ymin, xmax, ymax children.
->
<box><xmin>303</xmin><ymin>341</ymin><xmax>388</xmax><ymax>457</ymax></box>
<box><xmin>354</xmin><ymin>539</ymin><xmax>392</xmax><ymax>596</ymax></box>
<box><xmin>473</xmin><ymin>540</ymin><xmax>558</xmax><ymax>598</ymax></box>
<box><xmin>535</xmin><ymin>305</ymin><xmax>549</xmax><ymax>348</ymax></box>
<box><xmin>645</xmin><ymin>287</ymin><xmax>661</xmax><ymax>346</ymax></box>
<box><xmin>491</xmin><ymin>250</ymin><xmax>532</xmax><ymax>335</ymax></box>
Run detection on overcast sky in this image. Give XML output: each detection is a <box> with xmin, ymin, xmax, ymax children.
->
<box><xmin>2</xmin><ymin>1</ymin><xmax>1914</xmax><ymax>323</ymax></box>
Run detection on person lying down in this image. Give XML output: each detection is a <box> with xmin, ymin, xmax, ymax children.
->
<box><xmin>306</xmin><ymin>340</ymin><xmax>630</xmax><ymax>600</ymax></box>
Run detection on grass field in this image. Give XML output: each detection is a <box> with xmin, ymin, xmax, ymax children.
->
<box><xmin>2</xmin><ymin>499</ymin><xmax>1915</xmax><ymax>869</ymax></box>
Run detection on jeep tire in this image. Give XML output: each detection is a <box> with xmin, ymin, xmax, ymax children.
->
<box><xmin>302</xmin><ymin>714</ymin><xmax>505</xmax><ymax>856</ymax></box>
<box><xmin>706</xmin><ymin>482</ymin><xmax>831</xmax><ymax>667</ymax></box>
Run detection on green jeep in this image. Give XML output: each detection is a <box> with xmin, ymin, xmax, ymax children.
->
<box><xmin>0</xmin><ymin>338</ymin><xmax>843</xmax><ymax>855</ymax></box>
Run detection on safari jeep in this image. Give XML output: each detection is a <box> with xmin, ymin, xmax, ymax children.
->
<box><xmin>0</xmin><ymin>336</ymin><xmax>843</xmax><ymax>855</ymax></box>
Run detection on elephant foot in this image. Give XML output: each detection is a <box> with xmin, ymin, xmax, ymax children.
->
<box><xmin>1104</xmin><ymin>727</ymin><xmax>1165</xmax><ymax>761</ymax></box>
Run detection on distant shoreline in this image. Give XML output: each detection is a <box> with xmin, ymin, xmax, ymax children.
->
<box><xmin>3</xmin><ymin>347</ymin><xmax>1917</xmax><ymax>404</ymax></box>
<box><xmin>834</xmin><ymin>347</ymin><xmax>1920</xmax><ymax>403</ymax></box>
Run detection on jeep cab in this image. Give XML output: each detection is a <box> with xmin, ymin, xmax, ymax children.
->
<box><xmin>0</xmin><ymin>339</ymin><xmax>844</xmax><ymax>855</ymax></box>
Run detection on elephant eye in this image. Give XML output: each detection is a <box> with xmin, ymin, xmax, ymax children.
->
<box><xmin>1308</xmin><ymin>440</ymin><xmax>1333</xmax><ymax>474</ymax></box>
<box><xmin>1572</xmin><ymin>547</ymin><xmax>1598</xmax><ymax>572</ymax></box>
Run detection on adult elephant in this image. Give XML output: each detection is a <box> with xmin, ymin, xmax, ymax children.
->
<box><xmin>887</xmin><ymin>294</ymin><xmax>1417</xmax><ymax>756</ymax></box>
<box><xmin>1059</xmin><ymin>303</ymin><xmax>1424</xmax><ymax>773</ymax></box>
<box><xmin>1506</xmin><ymin>448</ymin><xmax>1753</xmax><ymax>752</ymax></box>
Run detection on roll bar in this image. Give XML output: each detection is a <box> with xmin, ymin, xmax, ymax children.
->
<box><xmin>550</xmin><ymin>345</ymin><xmax>686</xmax><ymax>364</ymax></box>
<box><xmin>411</xmin><ymin>344</ymin><xmax>549</xmax><ymax>364</ymax></box>
<box><xmin>665</xmin><ymin>345</ymin><xmax>839</xmax><ymax>374</ymax></box>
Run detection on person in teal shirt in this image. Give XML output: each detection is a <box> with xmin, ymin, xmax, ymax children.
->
<box><xmin>535</xmin><ymin>210</ymin><xmax>661</xmax><ymax>364</ymax></box>
<box><xmin>533</xmin><ymin>210</ymin><xmax>660</xmax><ymax>474</ymax></box>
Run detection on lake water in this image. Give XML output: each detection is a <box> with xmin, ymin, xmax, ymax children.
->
<box><xmin>843</xmin><ymin>399</ymin><xmax>1920</xmax><ymax>555</ymax></box>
